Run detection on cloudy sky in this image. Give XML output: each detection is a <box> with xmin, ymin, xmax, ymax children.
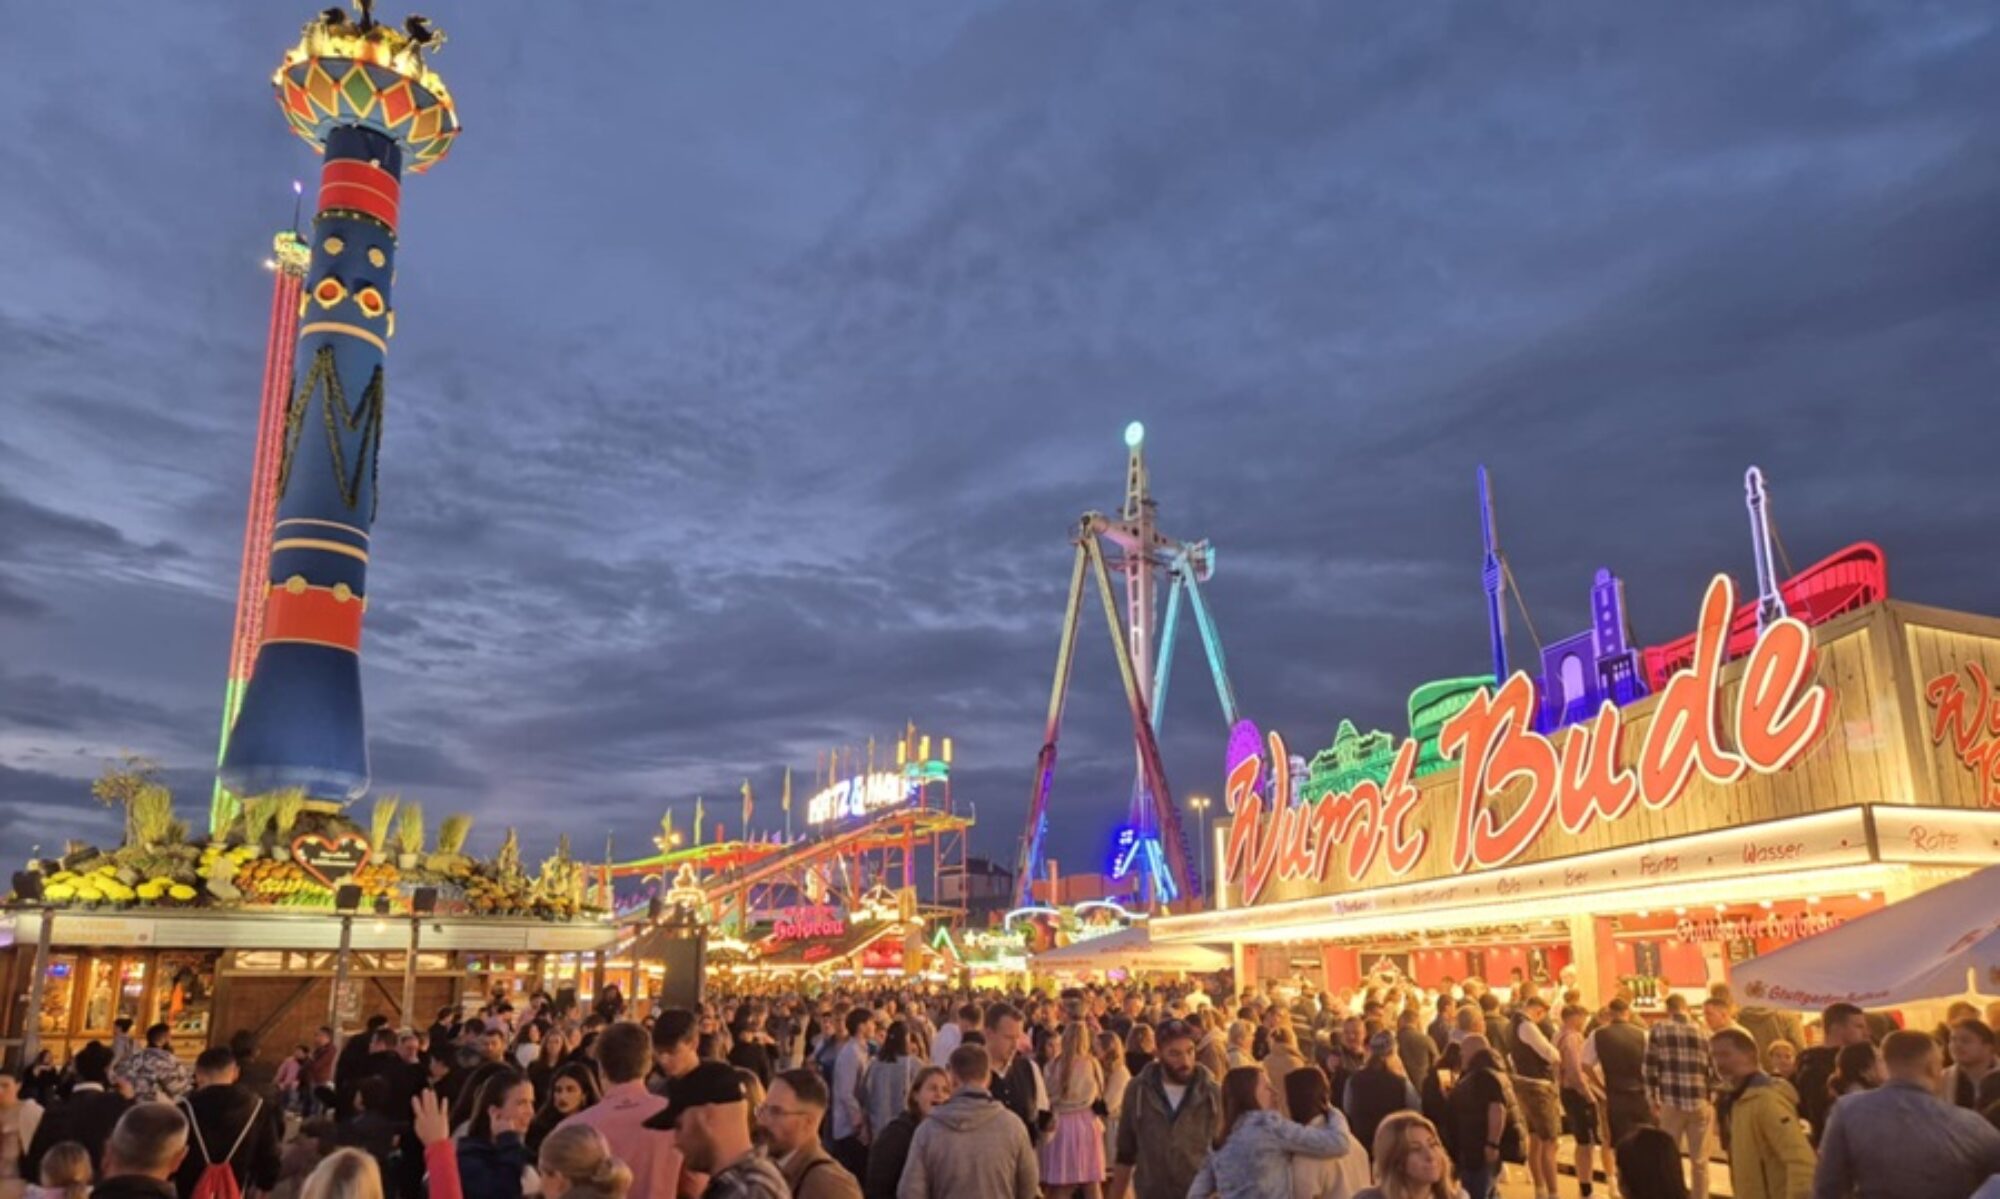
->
<box><xmin>3</xmin><ymin>2</ymin><xmax>1996</xmax><ymax>884</ymax></box>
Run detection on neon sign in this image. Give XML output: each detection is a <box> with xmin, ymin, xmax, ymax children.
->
<box><xmin>772</xmin><ymin>906</ymin><xmax>846</xmax><ymax>941</ymax></box>
<box><xmin>1109</xmin><ymin>827</ymin><xmax>1141</xmax><ymax>879</ymax></box>
<box><xmin>1923</xmin><ymin>663</ymin><xmax>2000</xmax><ymax>808</ymax></box>
<box><xmin>1224</xmin><ymin>575</ymin><xmax>1831</xmax><ymax>906</ymax></box>
<box><xmin>807</xmin><ymin>772</ymin><xmax>919</xmax><ymax>825</ymax></box>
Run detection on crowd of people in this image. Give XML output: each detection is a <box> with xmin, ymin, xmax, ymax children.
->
<box><xmin>3</xmin><ymin>976</ymin><xmax>2000</xmax><ymax>1199</ymax></box>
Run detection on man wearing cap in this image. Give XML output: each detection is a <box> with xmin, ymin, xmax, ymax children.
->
<box><xmin>758</xmin><ymin>1070</ymin><xmax>862</xmax><ymax>1199</ymax></box>
<box><xmin>651</xmin><ymin>1060</ymin><xmax>788</xmax><ymax>1199</ymax></box>
<box><xmin>564</xmin><ymin>1022</ymin><xmax>684</xmax><ymax>1199</ymax></box>
<box><xmin>1109</xmin><ymin>1020</ymin><xmax>1219</xmax><ymax>1199</ymax></box>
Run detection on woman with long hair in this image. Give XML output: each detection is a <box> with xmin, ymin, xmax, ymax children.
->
<box><xmin>526</xmin><ymin>1061</ymin><xmax>604</xmax><ymax>1155</ymax></box>
<box><xmin>300</xmin><ymin>1148</ymin><xmax>383</xmax><ymax>1199</ymax></box>
<box><xmin>861</xmin><ymin>1020</ymin><xmax>920</xmax><ymax>1144</ymax></box>
<box><xmin>864</xmin><ymin>1066</ymin><xmax>951</xmax><ymax>1199</ymax></box>
<box><xmin>1188</xmin><ymin>1067</ymin><xmax>1352</xmax><ymax>1199</ymax></box>
<box><xmin>536</xmin><ymin>1123</ymin><xmax>634</xmax><ymax>1199</ymax></box>
<box><xmin>1353</xmin><ymin>1111</ymin><xmax>1459</xmax><ymax>1199</ymax></box>
<box><xmin>529</xmin><ymin>1026</ymin><xmax>571</xmax><ymax>1103</ymax></box>
<box><xmin>1096</xmin><ymin>1029</ymin><xmax>1131</xmax><ymax>1169</ymax></box>
<box><xmin>1283</xmin><ymin>1067</ymin><xmax>1370</xmax><ymax>1199</ymax></box>
<box><xmin>1041</xmin><ymin>1022</ymin><xmax>1107</xmax><ymax>1199</ymax></box>
<box><xmin>457</xmin><ymin>1070</ymin><xmax>536</xmax><ymax>1199</ymax></box>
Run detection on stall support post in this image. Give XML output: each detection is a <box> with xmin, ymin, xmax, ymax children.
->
<box><xmin>401</xmin><ymin>918</ymin><xmax>421</xmax><ymax>1030</ymax></box>
<box><xmin>329</xmin><ymin>912</ymin><xmax>355</xmax><ymax>1042</ymax></box>
<box><xmin>19</xmin><ymin>910</ymin><xmax>54</xmax><ymax>1069</ymax></box>
<box><xmin>1568</xmin><ymin>912</ymin><xmax>1612</xmax><ymax>1009</ymax></box>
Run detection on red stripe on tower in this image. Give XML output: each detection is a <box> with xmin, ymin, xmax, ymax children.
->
<box><xmin>317</xmin><ymin>159</ymin><xmax>401</xmax><ymax>232</ymax></box>
<box><xmin>262</xmin><ymin>585</ymin><xmax>366</xmax><ymax>653</ymax></box>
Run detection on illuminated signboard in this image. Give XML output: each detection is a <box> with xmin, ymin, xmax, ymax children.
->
<box><xmin>772</xmin><ymin>906</ymin><xmax>847</xmax><ymax>941</ymax></box>
<box><xmin>1225</xmin><ymin>575</ymin><xmax>1832</xmax><ymax>905</ymax></box>
<box><xmin>1109</xmin><ymin>827</ymin><xmax>1141</xmax><ymax>879</ymax></box>
<box><xmin>807</xmin><ymin>772</ymin><xmax>921</xmax><ymax>826</ymax></box>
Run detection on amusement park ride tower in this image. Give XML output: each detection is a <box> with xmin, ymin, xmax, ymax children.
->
<box><xmin>1015</xmin><ymin>424</ymin><xmax>1241</xmax><ymax>910</ymax></box>
<box><xmin>219</xmin><ymin>3</ymin><xmax>459</xmax><ymax>803</ymax></box>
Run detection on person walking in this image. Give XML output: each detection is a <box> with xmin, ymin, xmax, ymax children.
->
<box><xmin>23</xmin><ymin>1043</ymin><xmax>128</xmax><ymax>1180</ymax></box>
<box><xmin>862</xmin><ymin>1021</ymin><xmax>920</xmax><ymax>1158</ymax></box>
<box><xmin>1556</xmin><ymin>1004</ymin><xmax>1604</xmax><ymax>1199</ymax></box>
<box><xmin>1710</xmin><ymin>1029</ymin><xmax>1813</xmax><ymax>1199</ymax></box>
<box><xmin>455</xmin><ymin>1070</ymin><xmax>535</xmax><ymax>1199</ymax></box>
<box><xmin>1508</xmin><ymin>995</ymin><xmax>1563</xmax><ymax>1199</ymax></box>
<box><xmin>1262</xmin><ymin>1028</ymin><xmax>1308</xmax><ymax>1097</ymax></box>
<box><xmin>984</xmin><ymin>1005</ymin><xmax>1049</xmax><ymax>1147</ymax></box>
<box><xmin>171</xmin><ymin>1047</ymin><xmax>281</xmax><ymax>1199</ymax></box>
<box><xmin>1445</xmin><ymin>1037</ymin><xmax>1508</xmax><ymax>1199</ymax></box>
<box><xmin>94</xmin><ymin>1103</ymin><xmax>190</xmax><ymax>1199</ymax></box>
<box><xmin>897</xmin><ymin>1045</ymin><xmax>1039</xmax><ymax>1199</ymax></box>
<box><xmin>752</xmin><ymin>1069</ymin><xmax>862</xmax><ymax>1199</ymax></box>
<box><xmin>831</xmin><ymin>1009</ymin><xmax>876</xmax><ymax>1177</ymax></box>
<box><xmin>864</xmin><ymin>1066</ymin><xmax>950</xmax><ymax>1199</ymax></box>
<box><xmin>1041</xmin><ymin>1022</ymin><xmax>1107</xmax><ymax>1199</ymax></box>
<box><xmin>1793</xmin><ymin>1004</ymin><xmax>1868</xmax><ymax>1147</ymax></box>
<box><xmin>1341</xmin><ymin>1032</ymin><xmax>1420</xmax><ymax>1157</ymax></box>
<box><xmin>111</xmin><ymin>1024</ymin><xmax>191</xmax><ymax>1105</ymax></box>
<box><xmin>1186</xmin><ymin>1066</ymin><xmax>1351</xmax><ymax>1199</ymax></box>
<box><xmin>1645</xmin><ymin>994</ymin><xmax>1713</xmax><ymax>1199</ymax></box>
<box><xmin>1585</xmin><ymin>998</ymin><xmax>1650</xmax><ymax>1151</ymax></box>
<box><xmin>534</xmin><ymin>1123</ymin><xmax>634</xmax><ymax>1199</ymax></box>
<box><xmin>1811</xmin><ymin>1029</ymin><xmax>2000</xmax><ymax>1199</ymax></box>
<box><xmin>1284</xmin><ymin>1066</ymin><xmax>1370</xmax><ymax>1199</ymax></box>
<box><xmin>560</xmin><ymin>1022</ymin><xmax>682</xmax><ymax>1199</ymax></box>
<box><xmin>1108</xmin><ymin>1021</ymin><xmax>1221</xmax><ymax>1199</ymax></box>
<box><xmin>1096</xmin><ymin>1030</ymin><xmax>1131</xmax><ymax>1170</ymax></box>
<box><xmin>1942</xmin><ymin>1020</ymin><xmax>2000</xmax><ymax>1112</ymax></box>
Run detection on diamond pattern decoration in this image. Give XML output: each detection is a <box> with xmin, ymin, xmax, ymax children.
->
<box><xmin>339</xmin><ymin>67</ymin><xmax>376</xmax><ymax>117</ymax></box>
<box><xmin>275</xmin><ymin>56</ymin><xmax>460</xmax><ymax>173</ymax></box>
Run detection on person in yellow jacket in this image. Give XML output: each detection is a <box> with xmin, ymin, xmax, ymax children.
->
<box><xmin>1711</xmin><ymin>1028</ymin><xmax>1816</xmax><ymax>1199</ymax></box>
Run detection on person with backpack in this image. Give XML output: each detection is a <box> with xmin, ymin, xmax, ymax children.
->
<box><xmin>173</xmin><ymin>1047</ymin><xmax>281</xmax><ymax>1199</ymax></box>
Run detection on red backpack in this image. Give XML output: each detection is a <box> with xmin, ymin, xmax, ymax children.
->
<box><xmin>180</xmin><ymin>1095</ymin><xmax>263</xmax><ymax>1199</ymax></box>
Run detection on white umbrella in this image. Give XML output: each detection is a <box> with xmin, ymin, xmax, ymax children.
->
<box><xmin>1732</xmin><ymin>862</ymin><xmax>2000</xmax><ymax>1010</ymax></box>
<box><xmin>1032</xmin><ymin>924</ymin><xmax>1229</xmax><ymax>974</ymax></box>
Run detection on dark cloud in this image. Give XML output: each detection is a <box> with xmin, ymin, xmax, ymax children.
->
<box><xmin>2</xmin><ymin>1</ymin><xmax>1997</xmax><ymax>878</ymax></box>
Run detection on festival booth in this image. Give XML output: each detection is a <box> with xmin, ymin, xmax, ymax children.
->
<box><xmin>1153</xmin><ymin>532</ymin><xmax>2000</xmax><ymax>1017</ymax></box>
<box><xmin>3</xmin><ymin>799</ymin><xmax>612</xmax><ymax>1064</ymax></box>
<box><xmin>1729</xmin><ymin>861</ymin><xmax>2000</xmax><ymax>1008</ymax></box>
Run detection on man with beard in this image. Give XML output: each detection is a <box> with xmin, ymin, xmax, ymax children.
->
<box><xmin>652</xmin><ymin>1060</ymin><xmax>787</xmax><ymax>1199</ymax></box>
<box><xmin>1108</xmin><ymin>1020</ymin><xmax>1220</xmax><ymax>1199</ymax></box>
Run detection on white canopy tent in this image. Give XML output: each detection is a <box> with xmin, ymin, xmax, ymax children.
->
<box><xmin>1032</xmin><ymin>924</ymin><xmax>1230</xmax><ymax>975</ymax></box>
<box><xmin>1731</xmin><ymin>863</ymin><xmax>2000</xmax><ymax>1010</ymax></box>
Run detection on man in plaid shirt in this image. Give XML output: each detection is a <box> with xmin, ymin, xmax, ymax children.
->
<box><xmin>1645</xmin><ymin>993</ymin><xmax>1714</xmax><ymax>1199</ymax></box>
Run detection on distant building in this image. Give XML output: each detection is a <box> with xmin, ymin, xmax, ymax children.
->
<box><xmin>1030</xmin><ymin>866</ymin><xmax>1114</xmax><ymax>908</ymax></box>
<box><xmin>940</xmin><ymin>856</ymin><xmax>1013</xmax><ymax>922</ymax></box>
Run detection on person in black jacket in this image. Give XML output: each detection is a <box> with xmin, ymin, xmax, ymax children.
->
<box><xmin>24</xmin><ymin>1041</ymin><xmax>131</xmax><ymax>1178</ymax></box>
<box><xmin>171</xmin><ymin>1048</ymin><xmax>282</xmax><ymax>1199</ymax></box>
<box><xmin>864</xmin><ymin>1064</ymin><xmax>950</xmax><ymax>1199</ymax></box>
<box><xmin>333</xmin><ymin>1015</ymin><xmax>392</xmax><ymax>1119</ymax></box>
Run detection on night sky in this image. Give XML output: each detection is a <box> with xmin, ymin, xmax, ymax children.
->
<box><xmin>3</xmin><ymin>3</ymin><xmax>1997</xmax><ymax>881</ymax></box>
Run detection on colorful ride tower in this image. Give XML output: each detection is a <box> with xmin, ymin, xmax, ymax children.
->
<box><xmin>218</xmin><ymin>7</ymin><xmax>459</xmax><ymax>803</ymax></box>
<box><xmin>211</xmin><ymin>227</ymin><xmax>312</xmax><ymax>833</ymax></box>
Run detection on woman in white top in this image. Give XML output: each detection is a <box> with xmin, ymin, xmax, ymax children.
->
<box><xmin>1040</xmin><ymin>1022</ymin><xmax>1107</xmax><ymax>1199</ymax></box>
<box><xmin>1283</xmin><ymin>1066</ymin><xmax>1370</xmax><ymax>1199</ymax></box>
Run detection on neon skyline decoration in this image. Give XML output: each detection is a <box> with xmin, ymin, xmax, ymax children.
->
<box><xmin>1222</xmin><ymin>573</ymin><xmax>1833</xmax><ymax>906</ymax></box>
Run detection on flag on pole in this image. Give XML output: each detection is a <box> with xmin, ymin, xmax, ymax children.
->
<box><xmin>781</xmin><ymin>768</ymin><xmax>793</xmax><ymax>813</ymax></box>
<box><xmin>660</xmin><ymin>807</ymin><xmax>675</xmax><ymax>850</ymax></box>
<box><xmin>694</xmin><ymin>795</ymin><xmax>705</xmax><ymax>845</ymax></box>
<box><xmin>741</xmin><ymin>778</ymin><xmax>754</xmax><ymax>833</ymax></box>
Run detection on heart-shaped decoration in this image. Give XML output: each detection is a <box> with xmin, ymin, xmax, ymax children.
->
<box><xmin>292</xmin><ymin>832</ymin><xmax>371</xmax><ymax>889</ymax></box>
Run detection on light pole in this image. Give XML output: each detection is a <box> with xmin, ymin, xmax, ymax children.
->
<box><xmin>1189</xmin><ymin>796</ymin><xmax>1212</xmax><ymax>891</ymax></box>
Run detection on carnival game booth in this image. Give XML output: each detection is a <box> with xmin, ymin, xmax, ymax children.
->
<box><xmin>1154</xmin><ymin>537</ymin><xmax>2000</xmax><ymax>1015</ymax></box>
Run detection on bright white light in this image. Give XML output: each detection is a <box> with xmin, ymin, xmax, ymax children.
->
<box><xmin>1124</xmin><ymin>421</ymin><xmax>1145</xmax><ymax>449</ymax></box>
